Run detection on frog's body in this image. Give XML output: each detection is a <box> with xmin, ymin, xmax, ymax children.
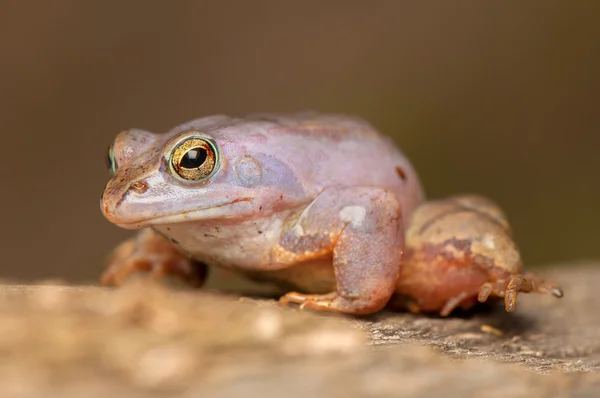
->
<box><xmin>144</xmin><ymin>114</ymin><xmax>422</xmax><ymax>271</ymax></box>
<box><xmin>101</xmin><ymin>112</ymin><xmax>562</xmax><ymax>315</ymax></box>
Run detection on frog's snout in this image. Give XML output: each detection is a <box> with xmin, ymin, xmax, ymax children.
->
<box><xmin>101</xmin><ymin>178</ymin><xmax>149</xmax><ymax>226</ymax></box>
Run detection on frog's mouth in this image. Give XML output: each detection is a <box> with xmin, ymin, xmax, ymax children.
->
<box><xmin>105</xmin><ymin>197</ymin><xmax>254</xmax><ymax>230</ymax></box>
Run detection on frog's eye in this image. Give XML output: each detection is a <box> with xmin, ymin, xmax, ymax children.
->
<box><xmin>170</xmin><ymin>137</ymin><xmax>218</xmax><ymax>181</ymax></box>
<box><xmin>106</xmin><ymin>142</ymin><xmax>118</xmax><ymax>175</ymax></box>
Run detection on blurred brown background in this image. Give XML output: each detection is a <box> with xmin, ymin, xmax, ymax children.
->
<box><xmin>1</xmin><ymin>1</ymin><xmax>598</xmax><ymax>283</ymax></box>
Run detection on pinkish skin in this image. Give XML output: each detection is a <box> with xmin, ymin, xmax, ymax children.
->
<box><xmin>101</xmin><ymin>112</ymin><xmax>563</xmax><ymax>316</ymax></box>
<box><xmin>101</xmin><ymin>112</ymin><xmax>424</xmax><ymax>315</ymax></box>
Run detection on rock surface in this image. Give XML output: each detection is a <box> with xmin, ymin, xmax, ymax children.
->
<box><xmin>0</xmin><ymin>263</ymin><xmax>598</xmax><ymax>397</ymax></box>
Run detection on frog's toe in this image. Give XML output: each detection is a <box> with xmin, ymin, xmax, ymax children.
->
<box><xmin>535</xmin><ymin>281</ymin><xmax>564</xmax><ymax>298</ymax></box>
<box><xmin>504</xmin><ymin>273</ymin><xmax>563</xmax><ymax>312</ymax></box>
<box><xmin>503</xmin><ymin>275</ymin><xmax>532</xmax><ymax>312</ymax></box>
<box><xmin>475</xmin><ymin>272</ymin><xmax>563</xmax><ymax>313</ymax></box>
<box><xmin>279</xmin><ymin>291</ymin><xmax>385</xmax><ymax>315</ymax></box>
<box><xmin>477</xmin><ymin>282</ymin><xmax>494</xmax><ymax>303</ymax></box>
<box><xmin>279</xmin><ymin>292</ymin><xmax>337</xmax><ymax>310</ymax></box>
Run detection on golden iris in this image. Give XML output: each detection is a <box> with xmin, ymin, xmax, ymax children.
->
<box><xmin>170</xmin><ymin>137</ymin><xmax>218</xmax><ymax>181</ymax></box>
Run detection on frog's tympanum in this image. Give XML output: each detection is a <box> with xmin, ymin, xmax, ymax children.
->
<box><xmin>101</xmin><ymin>113</ymin><xmax>562</xmax><ymax>315</ymax></box>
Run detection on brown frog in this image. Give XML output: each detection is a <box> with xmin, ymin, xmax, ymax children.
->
<box><xmin>100</xmin><ymin>112</ymin><xmax>562</xmax><ymax>315</ymax></box>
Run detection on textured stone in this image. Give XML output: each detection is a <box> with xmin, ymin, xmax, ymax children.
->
<box><xmin>0</xmin><ymin>264</ymin><xmax>598</xmax><ymax>397</ymax></box>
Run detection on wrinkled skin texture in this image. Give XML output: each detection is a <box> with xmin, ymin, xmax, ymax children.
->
<box><xmin>101</xmin><ymin>112</ymin><xmax>562</xmax><ymax>315</ymax></box>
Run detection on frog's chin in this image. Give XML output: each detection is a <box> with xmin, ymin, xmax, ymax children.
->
<box><xmin>113</xmin><ymin>197</ymin><xmax>254</xmax><ymax>230</ymax></box>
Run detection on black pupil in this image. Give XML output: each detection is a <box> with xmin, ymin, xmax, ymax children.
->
<box><xmin>180</xmin><ymin>147</ymin><xmax>208</xmax><ymax>168</ymax></box>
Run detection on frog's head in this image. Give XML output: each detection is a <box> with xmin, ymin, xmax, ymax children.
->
<box><xmin>101</xmin><ymin>116</ymin><xmax>308</xmax><ymax>229</ymax></box>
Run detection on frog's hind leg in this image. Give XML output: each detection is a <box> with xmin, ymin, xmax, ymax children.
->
<box><xmin>477</xmin><ymin>271</ymin><xmax>563</xmax><ymax>312</ymax></box>
<box><xmin>277</xmin><ymin>187</ymin><xmax>404</xmax><ymax>315</ymax></box>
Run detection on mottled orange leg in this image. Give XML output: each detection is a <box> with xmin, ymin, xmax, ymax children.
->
<box><xmin>478</xmin><ymin>272</ymin><xmax>563</xmax><ymax>312</ymax></box>
<box><xmin>101</xmin><ymin>229</ymin><xmax>207</xmax><ymax>287</ymax></box>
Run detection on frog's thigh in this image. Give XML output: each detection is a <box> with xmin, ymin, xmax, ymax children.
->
<box><xmin>277</xmin><ymin>187</ymin><xmax>404</xmax><ymax>315</ymax></box>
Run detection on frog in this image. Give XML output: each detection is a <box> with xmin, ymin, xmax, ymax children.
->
<box><xmin>100</xmin><ymin>112</ymin><xmax>563</xmax><ymax>316</ymax></box>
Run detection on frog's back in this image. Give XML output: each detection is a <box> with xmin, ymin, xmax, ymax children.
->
<box><xmin>171</xmin><ymin>112</ymin><xmax>426</xmax><ymax>217</ymax></box>
<box><xmin>246</xmin><ymin>112</ymin><xmax>426</xmax><ymax>217</ymax></box>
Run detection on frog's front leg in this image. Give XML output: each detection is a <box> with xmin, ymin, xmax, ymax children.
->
<box><xmin>277</xmin><ymin>187</ymin><xmax>404</xmax><ymax>315</ymax></box>
<box><xmin>101</xmin><ymin>228</ymin><xmax>207</xmax><ymax>287</ymax></box>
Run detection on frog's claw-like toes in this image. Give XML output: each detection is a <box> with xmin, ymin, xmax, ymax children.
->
<box><xmin>279</xmin><ymin>292</ymin><xmax>338</xmax><ymax>311</ymax></box>
<box><xmin>279</xmin><ymin>291</ymin><xmax>380</xmax><ymax>315</ymax></box>
<box><xmin>477</xmin><ymin>282</ymin><xmax>494</xmax><ymax>303</ymax></box>
<box><xmin>536</xmin><ymin>283</ymin><xmax>564</xmax><ymax>298</ymax></box>
<box><xmin>476</xmin><ymin>272</ymin><xmax>563</xmax><ymax>313</ymax></box>
<box><xmin>505</xmin><ymin>273</ymin><xmax>564</xmax><ymax>312</ymax></box>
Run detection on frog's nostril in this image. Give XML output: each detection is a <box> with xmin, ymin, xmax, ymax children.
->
<box><xmin>130</xmin><ymin>180</ymin><xmax>149</xmax><ymax>194</ymax></box>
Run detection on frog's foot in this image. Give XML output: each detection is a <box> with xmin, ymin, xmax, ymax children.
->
<box><xmin>279</xmin><ymin>292</ymin><xmax>371</xmax><ymax>313</ymax></box>
<box><xmin>101</xmin><ymin>229</ymin><xmax>207</xmax><ymax>287</ymax></box>
<box><xmin>477</xmin><ymin>272</ymin><xmax>563</xmax><ymax>312</ymax></box>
